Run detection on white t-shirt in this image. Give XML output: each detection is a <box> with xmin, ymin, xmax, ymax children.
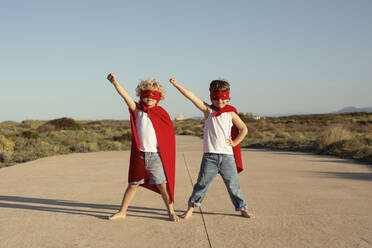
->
<box><xmin>135</xmin><ymin>110</ymin><xmax>158</xmax><ymax>152</ymax></box>
<box><xmin>203</xmin><ymin>110</ymin><xmax>233</xmax><ymax>154</ymax></box>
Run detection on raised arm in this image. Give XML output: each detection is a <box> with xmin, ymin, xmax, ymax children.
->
<box><xmin>169</xmin><ymin>78</ymin><xmax>210</xmax><ymax>116</ymax></box>
<box><xmin>107</xmin><ymin>73</ymin><xmax>137</xmax><ymax>113</ymax></box>
<box><xmin>228</xmin><ymin>112</ymin><xmax>248</xmax><ymax>147</ymax></box>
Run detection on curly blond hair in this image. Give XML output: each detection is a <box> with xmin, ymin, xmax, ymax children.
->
<box><xmin>135</xmin><ymin>79</ymin><xmax>165</xmax><ymax>101</ymax></box>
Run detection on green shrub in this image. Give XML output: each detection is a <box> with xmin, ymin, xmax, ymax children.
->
<box><xmin>248</xmin><ymin>129</ymin><xmax>264</xmax><ymax>139</ymax></box>
<box><xmin>38</xmin><ymin>117</ymin><xmax>82</xmax><ymax>132</ymax></box>
<box><xmin>12</xmin><ymin>140</ymin><xmax>55</xmax><ymax>163</ymax></box>
<box><xmin>70</xmin><ymin>142</ymin><xmax>99</xmax><ymax>153</ymax></box>
<box><xmin>0</xmin><ymin>134</ymin><xmax>14</xmax><ymax>152</ymax></box>
<box><xmin>353</xmin><ymin>147</ymin><xmax>372</xmax><ymax>163</ymax></box>
<box><xmin>0</xmin><ymin>151</ymin><xmax>12</xmax><ymax>163</ymax></box>
<box><xmin>45</xmin><ymin>130</ymin><xmax>100</xmax><ymax>145</ymax></box>
<box><xmin>98</xmin><ymin>140</ymin><xmax>124</xmax><ymax>151</ymax></box>
<box><xmin>14</xmin><ymin>139</ymin><xmax>54</xmax><ymax>153</ymax></box>
<box><xmin>21</xmin><ymin>131</ymin><xmax>40</xmax><ymax>139</ymax></box>
<box><xmin>113</xmin><ymin>132</ymin><xmax>132</xmax><ymax>142</ymax></box>
<box><xmin>53</xmin><ymin>145</ymin><xmax>70</xmax><ymax>154</ymax></box>
<box><xmin>292</xmin><ymin>132</ymin><xmax>306</xmax><ymax>140</ymax></box>
<box><xmin>262</xmin><ymin>131</ymin><xmax>275</xmax><ymax>139</ymax></box>
<box><xmin>37</xmin><ymin>123</ymin><xmax>56</xmax><ymax>132</ymax></box>
<box><xmin>275</xmin><ymin>131</ymin><xmax>291</xmax><ymax>139</ymax></box>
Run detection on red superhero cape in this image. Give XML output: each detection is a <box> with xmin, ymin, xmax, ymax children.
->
<box><xmin>128</xmin><ymin>103</ymin><xmax>176</xmax><ymax>203</ymax></box>
<box><xmin>210</xmin><ymin>104</ymin><xmax>244</xmax><ymax>173</ymax></box>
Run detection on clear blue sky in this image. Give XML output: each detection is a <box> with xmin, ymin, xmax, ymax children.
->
<box><xmin>1</xmin><ymin>0</ymin><xmax>371</xmax><ymax>121</ymax></box>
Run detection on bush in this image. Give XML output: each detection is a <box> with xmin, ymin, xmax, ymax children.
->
<box><xmin>37</xmin><ymin>123</ymin><xmax>56</xmax><ymax>132</ymax></box>
<box><xmin>275</xmin><ymin>131</ymin><xmax>291</xmax><ymax>139</ymax></box>
<box><xmin>248</xmin><ymin>129</ymin><xmax>264</xmax><ymax>139</ymax></box>
<box><xmin>12</xmin><ymin>140</ymin><xmax>55</xmax><ymax>163</ymax></box>
<box><xmin>38</xmin><ymin>117</ymin><xmax>82</xmax><ymax>132</ymax></box>
<box><xmin>70</xmin><ymin>142</ymin><xmax>99</xmax><ymax>153</ymax></box>
<box><xmin>292</xmin><ymin>132</ymin><xmax>306</xmax><ymax>140</ymax></box>
<box><xmin>113</xmin><ymin>132</ymin><xmax>132</xmax><ymax>142</ymax></box>
<box><xmin>21</xmin><ymin>131</ymin><xmax>40</xmax><ymax>139</ymax></box>
<box><xmin>315</xmin><ymin>126</ymin><xmax>352</xmax><ymax>151</ymax></box>
<box><xmin>0</xmin><ymin>134</ymin><xmax>14</xmax><ymax>152</ymax></box>
<box><xmin>353</xmin><ymin>147</ymin><xmax>372</xmax><ymax>163</ymax></box>
<box><xmin>98</xmin><ymin>141</ymin><xmax>124</xmax><ymax>151</ymax></box>
<box><xmin>0</xmin><ymin>151</ymin><xmax>12</xmax><ymax>163</ymax></box>
<box><xmin>262</xmin><ymin>131</ymin><xmax>275</xmax><ymax>138</ymax></box>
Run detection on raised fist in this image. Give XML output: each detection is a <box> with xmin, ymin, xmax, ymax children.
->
<box><xmin>107</xmin><ymin>73</ymin><xmax>117</xmax><ymax>83</ymax></box>
<box><xmin>169</xmin><ymin>78</ymin><xmax>178</xmax><ymax>85</ymax></box>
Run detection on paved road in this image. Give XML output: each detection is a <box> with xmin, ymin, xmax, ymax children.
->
<box><xmin>1</xmin><ymin>136</ymin><xmax>371</xmax><ymax>248</ymax></box>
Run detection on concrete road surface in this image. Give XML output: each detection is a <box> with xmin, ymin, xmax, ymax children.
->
<box><xmin>1</xmin><ymin>135</ymin><xmax>371</xmax><ymax>248</ymax></box>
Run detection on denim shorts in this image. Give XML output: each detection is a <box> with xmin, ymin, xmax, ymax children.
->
<box><xmin>130</xmin><ymin>151</ymin><xmax>167</xmax><ymax>185</ymax></box>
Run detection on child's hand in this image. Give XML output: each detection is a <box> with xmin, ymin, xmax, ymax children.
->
<box><xmin>107</xmin><ymin>73</ymin><xmax>117</xmax><ymax>84</ymax></box>
<box><xmin>169</xmin><ymin>78</ymin><xmax>178</xmax><ymax>86</ymax></box>
<box><xmin>227</xmin><ymin>136</ymin><xmax>236</xmax><ymax>147</ymax></box>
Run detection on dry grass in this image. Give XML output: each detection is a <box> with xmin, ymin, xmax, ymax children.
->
<box><xmin>1</xmin><ymin>112</ymin><xmax>372</xmax><ymax>168</ymax></box>
<box><xmin>315</xmin><ymin>125</ymin><xmax>352</xmax><ymax>151</ymax></box>
<box><xmin>174</xmin><ymin>112</ymin><xmax>372</xmax><ymax>165</ymax></box>
<box><xmin>0</xmin><ymin>118</ymin><xmax>132</xmax><ymax>168</ymax></box>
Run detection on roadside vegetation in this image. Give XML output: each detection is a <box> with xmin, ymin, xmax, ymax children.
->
<box><xmin>239</xmin><ymin>112</ymin><xmax>372</xmax><ymax>165</ymax></box>
<box><xmin>173</xmin><ymin>112</ymin><xmax>372</xmax><ymax>165</ymax></box>
<box><xmin>1</xmin><ymin>112</ymin><xmax>371</xmax><ymax>168</ymax></box>
<box><xmin>0</xmin><ymin>118</ymin><xmax>131</xmax><ymax>168</ymax></box>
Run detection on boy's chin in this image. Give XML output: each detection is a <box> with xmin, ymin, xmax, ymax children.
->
<box><xmin>213</xmin><ymin>104</ymin><xmax>226</xmax><ymax>109</ymax></box>
<box><xmin>145</xmin><ymin>102</ymin><xmax>156</xmax><ymax>107</ymax></box>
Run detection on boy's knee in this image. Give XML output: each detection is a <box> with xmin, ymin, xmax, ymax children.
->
<box><xmin>155</xmin><ymin>181</ymin><xmax>167</xmax><ymax>188</ymax></box>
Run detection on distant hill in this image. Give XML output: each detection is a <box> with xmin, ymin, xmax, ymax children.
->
<box><xmin>335</xmin><ymin>106</ymin><xmax>372</xmax><ymax>114</ymax></box>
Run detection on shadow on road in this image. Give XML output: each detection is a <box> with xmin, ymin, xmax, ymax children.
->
<box><xmin>311</xmin><ymin>171</ymin><xmax>372</xmax><ymax>181</ymax></box>
<box><xmin>0</xmin><ymin>196</ymin><xmax>238</xmax><ymax>220</ymax></box>
<box><xmin>306</xmin><ymin>159</ymin><xmax>362</xmax><ymax>165</ymax></box>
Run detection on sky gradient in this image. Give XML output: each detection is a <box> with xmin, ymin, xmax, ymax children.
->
<box><xmin>1</xmin><ymin>0</ymin><xmax>371</xmax><ymax>121</ymax></box>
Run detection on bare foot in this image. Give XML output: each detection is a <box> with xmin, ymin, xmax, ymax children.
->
<box><xmin>108</xmin><ymin>212</ymin><xmax>126</xmax><ymax>221</ymax></box>
<box><xmin>168</xmin><ymin>212</ymin><xmax>181</xmax><ymax>222</ymax></box>
<box><xmin>180</xmin><ymin>208</ymin><xmax>194</xmax><ymax>220</ymax></box>
<box><xmin>241</xmin><ymin>210</ymin><xmax>255</xmax><ymax>219</ymax></box>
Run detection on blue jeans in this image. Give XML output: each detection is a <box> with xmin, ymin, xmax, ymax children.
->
<box><xmin>188</xmin><ymin>153</ymin><xmax>247</xmax><ymax>211</ymax></box>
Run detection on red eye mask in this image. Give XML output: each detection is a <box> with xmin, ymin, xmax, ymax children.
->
<box><xmin>140</xmin><ymin>90</ymin><xmax>161</xmax><ymax>102</ymax></box>
<box><xmin>210</xmin><ymin>90</ymin><xmax>230</xmax><ymax>101</ymax></box>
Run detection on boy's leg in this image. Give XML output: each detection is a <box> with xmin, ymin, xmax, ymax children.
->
<box><xmin>182</xmin><ymin>153</ymin><xmax>219</xmax><ymax>219</ymax></box>
<box><xmin>109</xmin><ymin>184</ymin><xmax>139</xmax><ymax>220</ymax></box>
<box><xmin>143</xmin><ymin>152</ymin><xmax>179</xmax><ymax>222</ymax></box>
<box><xmin>156</xmin><ymin>182</ymin><xmax>180</xmax><ymax>222</ymax></box>
<box><xmin>219</xmin><ymin>155</ymin><xmax>254</xmax><ymax>218</ymax></box>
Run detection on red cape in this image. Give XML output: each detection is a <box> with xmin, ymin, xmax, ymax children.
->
<box><xmin>128</xmin><ymin>103</ymin><xmax>176</xmax><ymax>203</ymax></box>
<box><xmin>210</xmin><ymin>104</ymin><xmax>244</xmax><ymax>173</ymax></box>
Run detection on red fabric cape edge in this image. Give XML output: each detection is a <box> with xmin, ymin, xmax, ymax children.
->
<box><xmin>128</xmin><ymin>104</ymin><xmax>176</xmax><ymax>202</ymax></box>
